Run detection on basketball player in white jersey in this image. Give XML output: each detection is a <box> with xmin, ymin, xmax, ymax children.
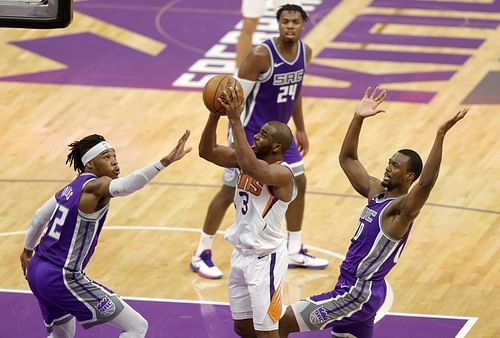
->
<box><xmin>199</xmin><ymin>86</ymin><xmax>296</xmax><ymax>337</ymax></box>
<box><xmin>191</xmin><ymin>3</ymin><xmax>328</xmax><ymax>281</ymax></box>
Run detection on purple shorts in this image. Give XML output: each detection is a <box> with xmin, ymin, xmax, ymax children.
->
<box><xmin>290</xmin><ymin>275</ymin><xmax>387</xmax><ymax>338</ymax></box>
<box><xmin>27</xmin><ymin>254</ymin><xmax>124</xmax><ymax>331</ymax></box>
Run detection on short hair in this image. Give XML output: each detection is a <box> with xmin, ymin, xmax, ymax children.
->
<box><xmin>66</xmin><ymin>134</ymin><xmax>106</xmax><ymax>174</ymax></box>
<box><xmin>268</xmin><ymin>121</ymin><xmax>293</xmax><ymax>153</ymax></box>
<box><xmin>398</xmin><ymin>149</ymin><xmax>423</xmax><ymax>182</ymax></box>
<box><xmin>276</xmin><ymin>4</ymin><xmax>309</xmax><ymax>22</ymax></box>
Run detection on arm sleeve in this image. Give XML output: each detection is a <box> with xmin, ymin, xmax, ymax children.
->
<box><xmin>236</xmin><ymin>77</ymin><xmax>256</xmax><ymax>100</ymax></box>
<box><xmin>24</xmin><ymin>196</ymin><xmax>57</xmax><ymax>250</ymax></box>
<box><xmin>108</xmin><ymin>161</ymin><xmax>166</xmax><ymax>197</ymax></box>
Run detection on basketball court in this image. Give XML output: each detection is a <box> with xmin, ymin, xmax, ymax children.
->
<box><xmin>0</xmin><ymin>0</ymin><xmax>498</xmax><ymax>337</ymax></box>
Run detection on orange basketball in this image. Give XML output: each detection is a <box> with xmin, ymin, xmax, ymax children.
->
<box><xmin>202</xmin><ymin>75</ymin><xmax>244</xmax><ymax>115</ymax></box>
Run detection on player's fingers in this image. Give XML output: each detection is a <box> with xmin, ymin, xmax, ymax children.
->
<box><xmin>376</xmin><ymin>89</ymin><xmax>386</xmax><ymax>102</ymax></box>
<box><xmin>364</xmin><ymin>86</ymin><xmax>371</xmax><ymax>98</ymax></box>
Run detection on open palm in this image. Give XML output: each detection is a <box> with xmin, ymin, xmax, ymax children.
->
<box><xmin>356</xmin><ymin>87</ymin><xmax>386</xmax><ymax>117</ymax></box>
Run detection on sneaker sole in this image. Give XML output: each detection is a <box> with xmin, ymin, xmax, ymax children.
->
<box><xmin>288</xmin><ymin>263</ymin><xmax>328</xmax><ymax>270</ymax></box>
<box><xmin>190</xmin><ymin>263</ymin><xmax>223</xmax><ymax>279</ymax></box>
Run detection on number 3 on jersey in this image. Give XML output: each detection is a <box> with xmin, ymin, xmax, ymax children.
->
<box><xmin>277</xmin><ymin>84</ymin><xmax>297</xmax><ymax>103</ymax></box>
<box><xmin>47</xmin><ymin>204</ymin><xmax>69</xmax><ymax>240</ymax></box>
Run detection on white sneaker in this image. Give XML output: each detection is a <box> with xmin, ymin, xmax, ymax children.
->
<box><xmin>288</xmin><ymin>245</ymin><xmax>329</xmax><ymax>269</ymax></box>
<box><xmin>190</xmin><ymin>250</ymin><xmax>223</xmax><ymax>279</ymax></box>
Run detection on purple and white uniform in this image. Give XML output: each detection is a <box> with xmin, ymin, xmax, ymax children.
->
<box><xmin>243</xmin><ymin>38</ymin><xmax>306</xmax><ymax>171</ymax></box>
<box><xmin>28</xmin><ymin>174</ymin><xmax>124</xmax><ymax>331</ymax></box>
<box><xmin>291</xmin><ymin>193</ymin><xmax>413</xmax><ymax>338</ymax></box>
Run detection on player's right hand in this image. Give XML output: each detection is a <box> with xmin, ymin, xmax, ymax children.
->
<box><xmin>219</xmin><ymin>87</ymin><xmax>243</xmax><ymax>121</ymax></box>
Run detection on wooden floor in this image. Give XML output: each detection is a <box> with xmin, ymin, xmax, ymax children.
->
<box><xmin>0</xmin><ymin>1</ymin><xmax>499</xmax><ymax>337</ymax></box>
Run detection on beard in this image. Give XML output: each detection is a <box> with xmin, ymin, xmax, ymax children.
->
<box><xmin>254</xmin><ymin>143</ymin><xmax>273</xmax><ymax>158</ymax></box>
<box><xmin>381</xmin><ymin>180</ymin><xmax>398</xmax><ymax>191</ymax></box>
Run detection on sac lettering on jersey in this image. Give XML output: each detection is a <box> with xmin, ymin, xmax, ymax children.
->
<box><xmin>273</xmin><ymin>69</ymin><xmax>304</xmax><ymax>86</ymax></box>
<box><xmin>360</xmin><ymin>206</ymin><xmax>377</xmax><ymax>222</ymax></box>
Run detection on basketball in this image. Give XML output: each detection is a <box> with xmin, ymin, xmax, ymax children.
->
<box><xmin>202</xmin><ymin>75</ymin><xmax>244</xmax><ymax>115</ymax></box>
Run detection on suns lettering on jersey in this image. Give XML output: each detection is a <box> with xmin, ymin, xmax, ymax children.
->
<box><xmin>237</xmin><ymin>173</ymin><xmax>263</xmax><ymax>196</ymax></box>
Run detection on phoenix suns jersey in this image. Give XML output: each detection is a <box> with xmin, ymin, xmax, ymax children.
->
<box><xmin>224</xmin><ymin>163</ymin><xmax>297</xmax><ymax>256</ymax></box>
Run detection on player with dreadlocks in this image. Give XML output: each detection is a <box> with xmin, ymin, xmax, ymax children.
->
<box><xmin>20</xmin><ymin>131</ymin><xmax>191</xmax><ymax>338</ymax></box>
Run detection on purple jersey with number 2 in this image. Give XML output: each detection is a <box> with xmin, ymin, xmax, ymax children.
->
<box><xmin>36</xmin><ymin>173</ymin><xmax>108</xmax><ymax>271</ymax></box>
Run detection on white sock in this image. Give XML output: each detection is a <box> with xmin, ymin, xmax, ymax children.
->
<box><xmin>195</xmin><ymin>231</ymin><xmax>215</xmax><ymax>256</ymax></box>
<box><xmin>288</xmin><ymin>231</ymin><xmax>302</xmax><ymax>255</ymax></box>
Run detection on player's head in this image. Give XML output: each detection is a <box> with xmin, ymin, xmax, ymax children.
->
<box><xmin>253</xmin><ymin>121</ymin><xmax>292</xmax><ymax>160</ymax></box>
<box><xmin>382</xmin><ymin>149</ymin><xmax>423</xmax><ymax>190</ymax></box>
<box><xmin>66</xmin><ymin>134</ymin><xmax>119</xmax><ymax>178</ymax></box>
<box><xmin>276</xmin><ymin>4</ymin><xmax>308</xmax><ymax>42</ymax></box>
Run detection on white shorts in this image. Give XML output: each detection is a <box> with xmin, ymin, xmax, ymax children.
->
<box><xmin>241</xmin><ymin>0</ymin><xmax>302</xmax><ymax>18</ymax></box>
<box><xmin>228</xmin><ymin>243</ymin><xmax>288</xmax><ymax>331</ymax></box>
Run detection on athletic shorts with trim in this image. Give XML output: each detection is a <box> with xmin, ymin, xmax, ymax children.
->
<box><xmin>290</xmin><ymin>275</ymin><xmax>387</xmax><ymax>338</ymax></box>
<box><xmin>228</xmin><ymin>242</ymin><xmax>288</xmax><ymax>331</ymax></box>
<box><xmin>27</xmin><ymin>254</ymin><xmax>124</xmax><ymax>331</ymax></box>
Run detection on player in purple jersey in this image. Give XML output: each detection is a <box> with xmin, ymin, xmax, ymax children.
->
<box><xmin>200</xmin><ymin>86</ymin><xmax>295</xmax><ymax>337</ymax></box>
<box><xmin>278</xmin><ymin>87</ymin><xmax>468</xmax><ymax>338</ymax></box>
<box><xmin>20</xmin><ymin>131</ymin><xmax>191</xmax><ymax>338</ymax></box>
<box><xmin>191</xmin><ymin>4</ymin><xmax>328</xmax><ymax>280</ymax></box>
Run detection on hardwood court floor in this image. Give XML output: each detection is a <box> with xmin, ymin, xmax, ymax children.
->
<box><xmin>0</xmin><ymin>1</ymin><xmax>499</xmax><ymax>337</ymax></box>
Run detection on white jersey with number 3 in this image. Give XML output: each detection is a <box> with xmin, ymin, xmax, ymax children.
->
<box><xmin>224</xmin><ymin>162</ymin><xmax>297</xmax><ymax>256</ymax></box>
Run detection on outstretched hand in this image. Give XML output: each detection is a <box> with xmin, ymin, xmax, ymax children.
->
<box><xmin>161</xmin><ymin>130</ymin><xmax>192</xmax><ymax>166</ymax></box>
<box><xmin>219</xmin><ymin>87</ymin><xmax>244</xmax><ymax>121</ymax></box>
<box><xmin>438</xmin><ymin>108</ymin><xmax>468</xmax><ymax>135</ymax></box>
<box><xmin>355</xmin><ymin>86</ymin><xmax>386</xmax><ymax>118</ymax></box>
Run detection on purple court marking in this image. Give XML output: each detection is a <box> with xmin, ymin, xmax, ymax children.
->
<box><xmin>1</xmin><ymin>0</ymin><xmax>499</xmax><ymax>103</ymax></box>
<box><xmin>0</xmin><ymin>290</ymin><xmax>476</xmax><ymax>337</ymax></box>
<box><xmin>462</xmin><ymin>71</ymin><xmax>500</xmax><ymax>104</ymax></box>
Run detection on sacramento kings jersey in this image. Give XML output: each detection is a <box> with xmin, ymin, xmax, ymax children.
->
<box><xmin>242</xmin><ymin>38</ymin><xmax>306</xmax><ymax>141</ymax></box>
<box><xmin>36</xmin><ymin>173</ymin><xmax>108</xmax><ymax>271</ymax></box>
<box><xmin>340</xmin><ymin>193</ymin><xmax>413</xmax><ymax>281</ymax></box>
<box><xmin>224</xmin><ymin>163</ymin><xmax>297</xmax><ymax>256</ymax></box>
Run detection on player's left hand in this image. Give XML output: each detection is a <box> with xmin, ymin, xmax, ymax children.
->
<box><xmin>437</xmin><ymin>108</ymin><xmax>468</xmax><ymax>135</ymax></box>
<box><xmin>161</xmin><ymin>130</ymin><xmax>192</xmax><ymax>166</ymax></box>
<box><xmin>20</xmin><ymin>249</ymin><xmax>33</xmax><ymax>278</ymax></box>
<box><xmin>355</xmin><ymin>86</ymin><xmax>386</xmax><ymax>118</ymax></box>
<box><xmin>296</xmin><ymin>130</ymin><xmax>309</xmax><ymax>156</ymax></box>
<box><xmin>219</xmin><ymin>87</ymin><xmax>244</xmax><ymax>121</ymax></box>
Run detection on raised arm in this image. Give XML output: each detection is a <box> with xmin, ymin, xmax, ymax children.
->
<box><xmin>339</xmin><ymin>87</ymin><xmax>386</xmax><ymax>198</ymax></box>
<box><xmin>220</xmin><ymin>87</ymin><xmax>293</xmax><ymax>192</ymax></box>
<box><xmin>198</xmin><ymin>111</ymin><xmax>238</xmax><ymax>168</ymax></box>
<box><xmin>82</xmin><ymin>130</ymin><xmax>192</xmax><ymax>210</ymax></box>
<box><xmin>395</xmin><ymin>109</ymin><xmax>468</xmax><ymax>226</ymax></box>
